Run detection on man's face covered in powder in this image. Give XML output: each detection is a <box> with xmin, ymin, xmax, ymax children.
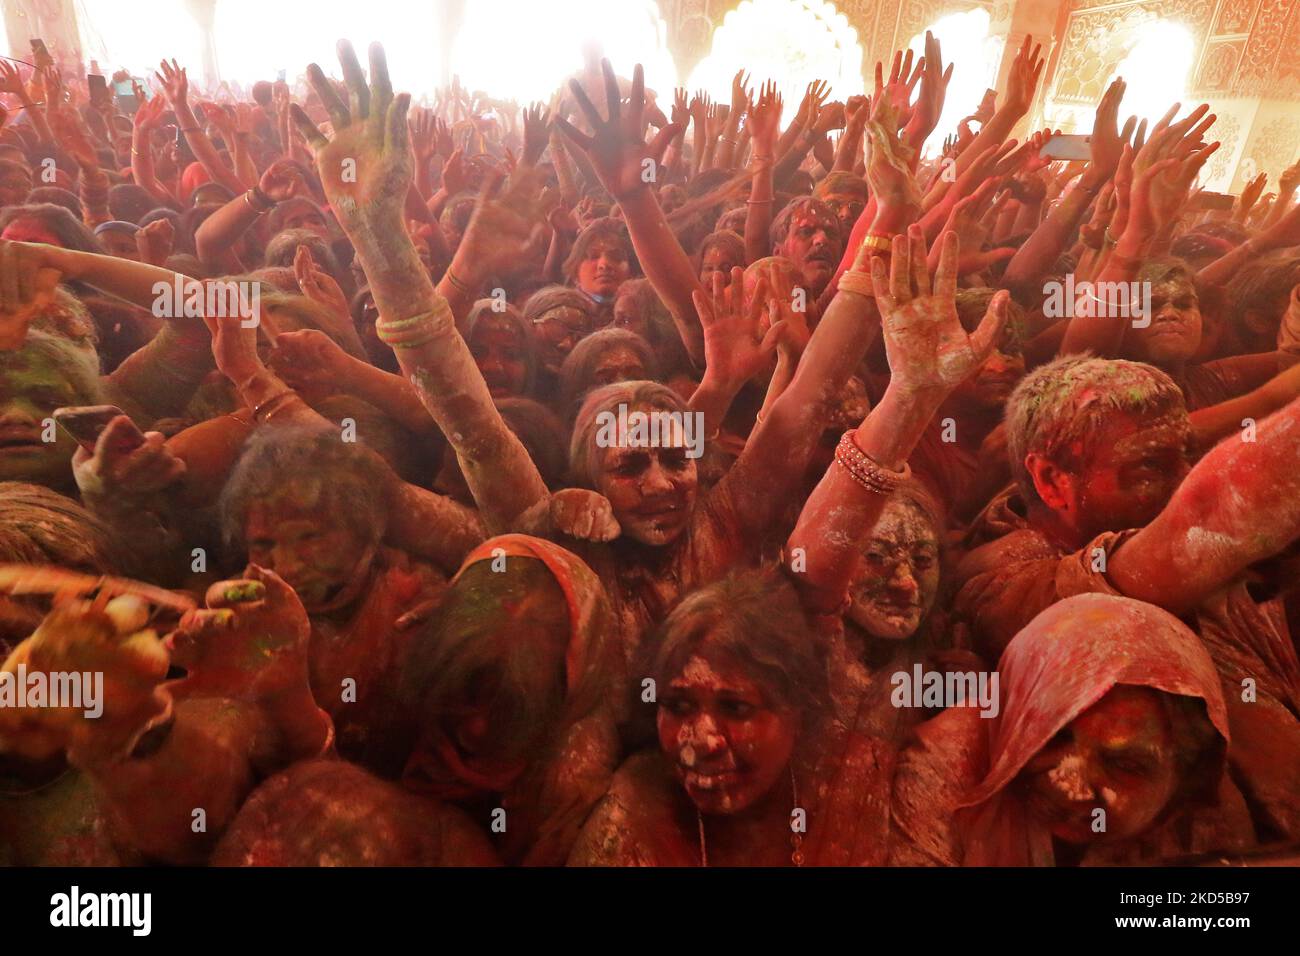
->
<box><xmin>0</xmin><ymin>350</ymin><xmax>89</xmax><ymax>490</ymax></box>
<box><xmin>846</xmin><ymin>498</ymin><xmax>941</xmax><ymax>641</ymax></box>
<box><xmin>658</xmin><ymin>652</ymin><xmax>799</xmax><ymax>815</ymax></box>
<box><xmin>244</xmin><ymin>492</ymin><xmax>377</xmax><ymax>614</ymax></box>
<box><xmin>1047</xmin><ymin>407</ymin><xmax>1191</xmax><ymax>541</ymax></box>
<box><xmin>1018</xmin><ymin>685</ymin><xmax>1181</xmax><ymax>844</ymax></box>
<box><xmin>777</xmin><ymin>205</ymin><xmax>841</xmax><ymax>298</ymax></box>
<box><xmin>1130</xmin><ymin>277</ymin><xmax>1202</xmax><ymax>366</ymax></box>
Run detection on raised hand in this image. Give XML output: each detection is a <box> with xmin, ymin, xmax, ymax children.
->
<box><xmin>1003</xmin><ymin>35</ymin><xmax>1045</xmax><ymax>117</ymax></box>
<box><xmin>870</xmin><ymin>226</ymin><xmax>1009</xmax><ymax>394</ymax></box>
<box><xmin>135</xmin><ymin>217</ymin><xmax>175</xmax><ymax>266</ymax></box>
<box><xmin>555</xmin><ymin>59</ymin><xmax>681</xmax><ymax>200</ymax></box>
<box><xmin>267</xmin><ymin>327</ymin><xmax>351</xmax><ymax>392</ymax></box>
<box><xmin>1087</xmin><ymin>78</ymin><xmax>1136</xmax><ymax>183</ymax></box>
<box><xmin>906</xmin><ymin>30</ymin><xmax>953</xmax><ymax>149</ymax></box>
<box><xmin>866</xmin><ymin>95</ymin><xmax>922</xmax><ymax>210</ymax></box>
<box><xmin>748</xmin><ymin>81</ymin><xmax>782</xmax><ymax>159</ymax></box>
<box><xmin>153</xmin><ymin>59</ymin><xmax>189</xmax><ymax>108</ymax></box>
<box><xmin>1236</xmin><ymin>171</ymin><xmax>1267</xmax><ymax>221</ymax></box>
<box><xmin>730</xmin><ymin>69</ymin><xmax>752</xmax><ymax>118</ymax></box>
<box><xmin>258</xmin><ymin>159</ymin><xmax>304</xmax><ymax>203</ymax></box>
<box><xmin>72</xmin><ymin>415</ymin><xmax>185</xmax><ymax>501</ymax></box>
<box><xmin>546</xmin><ymin>488</ymin><xmax>621</xmax><ymax>542</ymax></box>
<box><xmin>456</xmin><ymin>164</ymin><xmax>553</xmax><ymax>274</ymax></box>
<box><xmin>874</xmin><ymin>48</ymin><xmax>922</xmax><ymax>122</ymax></box>
<box><xmin>293</xmin><ymin>243</ymin><xmax>349</xmax><ymax>319</ymax></box>
<box><xmin>521</xmin><ymin>101</ymin><xmax>551</xmax><ymax>167</ymax></box>
<box><xmin>291</xmin><ymin>40</ymin><xmax>413</xmax><ymax>237</ymax></box>
<box><xmin>691</xmin><ymin>265</ymin><xmax>782</xmax><ymax>389</ymax></box>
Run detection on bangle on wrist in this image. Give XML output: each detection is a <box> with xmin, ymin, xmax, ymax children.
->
<box><xmin>376</xmin><ymin>307</ymin><xmax>445</xmax><ymax>349</ymax></box>
<box><xmin>837</xmin><ymin>270</ymin><xmax>875</xmax><ymax>298</ymax></box>
<box><xmin>444</xmin><ymin>270</ymin><xmax>472</xmax><ymax>295</ymax></box>
<box><xmin>834</xmin><ymin>430</ymin><xmax>910</xmax><ymax>495</ymax></box>
<box><xmin>860</xmin><ymin>234</ymin><xmax>894</xmax><ymax>253</ymax></box>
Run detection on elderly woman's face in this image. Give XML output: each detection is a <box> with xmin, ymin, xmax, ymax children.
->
<box><xmin>846</xmin><ymin>498</ymin><xmax>940</xmax><ymax>641</ymax></box>
<box><xmin>594</xmin><ymin>432</ymin><xmax>698</xmax><ymax>547</ymax></box>
<box><xmin>244</xmin><ymin>494</ymin><xmax>376</xmax><ymax>615</ymax></box>
<box><xmin>658</xmin><ymin>651</ymin><xmax>799</xmax><ymax>815</ymax></box>
<box><xmin>1019</xmin><ymin>685</ymin><xmax>1181</xmax><ymax>844</ymax></box>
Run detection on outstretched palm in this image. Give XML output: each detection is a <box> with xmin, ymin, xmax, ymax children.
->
<box><xmin>291</xmin><ymin>40</ymin><xmax>412</xmax><ymax>236</ymax></box>
<box><xmin>870</xmin><ymin>227</ymin><xmax>1008</xmax><ymax>393</ymax></box>
<box><xmin>556</xmin><ymin>59</ymin><xmax>680</xmax><ymax>201</ymax></box>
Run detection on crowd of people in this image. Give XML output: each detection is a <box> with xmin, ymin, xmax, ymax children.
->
<box><xmin>0</xmin><ymin>29</ymin><xmax>1299</xmax><ymax>867</ymax></box>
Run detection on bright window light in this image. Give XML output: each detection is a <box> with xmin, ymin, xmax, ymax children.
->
<box><xmin>213</xmin><ymin>0</ymin><xmax>441</xmax><ymax>97</ymax></box>
<box><xmin>76</xmin><ymin>0</ymin><xmax>206</xmax><ymax>79</ymax></box>
<box><xmin>909</xmin><ymin>9</ymin><xmax>1002</xmax><ymax>157</ymax></box>
<box><xmin>1109</xmin><ymin>20</ymin><xmax>1194</xmax><ymax>126</ymax></box>
<box><xmin>450</xmin><ymin>0</ymin><xmax>675</xmax><ymax>105</ymax></box>
<box><xmin>687</xmin><ymin>0</ymin><xmax>863</xmax><ymax>125</ymax></box>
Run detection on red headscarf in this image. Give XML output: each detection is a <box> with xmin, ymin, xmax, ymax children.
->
<box><xmin>956</xmin><ymin>593</ymin><xmax>1230</xmax><ymax>865</ymax></box>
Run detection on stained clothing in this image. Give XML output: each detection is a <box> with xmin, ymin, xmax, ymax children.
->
<box><xmin>890</xmin><ymin>594</ymin><xmax>1256</xmax><ymax>866</ymax></box>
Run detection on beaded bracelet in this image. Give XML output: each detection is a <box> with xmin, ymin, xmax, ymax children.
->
<box><xmin>834</xmin><ymin>430</ymin><xmax>909</xmax><ymax>495</ymax></box>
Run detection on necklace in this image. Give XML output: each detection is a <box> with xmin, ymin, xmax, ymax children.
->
<box><xmin>697</xmin><ymin>765</ymin><xmax>804</xmax><ymax>867</ymax></box>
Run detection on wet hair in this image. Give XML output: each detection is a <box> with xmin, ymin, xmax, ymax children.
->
<box><xmin>558</xmin><ymin>328</ymin><xmax>658</xmax><ymax>419</ymax></box>
<box><xmin>0</xmin><ymin>203</ymin><xmax>102</xmax><ymax>252</ymax></box>
<box><xmin>108</xmin><ymin>183</ymin><xmax>158</xmax><ymax>224</ymax></box>
<box><xmin>562</xmin><ymin>217</ymin><xmax>638</xmax><ymax>284</ymax></box>
<box><xmin>1005</xmin><ymin>356</ymin><xmax>1186</xmax><ymax>508</ymax></box>
<box><xmin>464</xmin><ymin>298</ymin><xmax>538</xmax><ymax>395</ymax></box>
<box><xmin>694</xmin><ymin>229</ymin><xmax>745</xmax><ymax>276</ymax></box>
<box><xmin>646</xmin><ymin>566</ymin><xmax>826</xmax><ymax>716</ymax></box>
<box><xmin>401</xmin><ymin>555</ymin><xmax>571</xmax><ymax>764</ymax></box>
<box><xmin>219</xmin><ymin>426</ymin><xmax>393</xmax><ymax>559</ymax></box>
<box><xmin>814</xmin><ymin>171</ymin><xmax>869</xmax><ymax>202</ymax></box>
<box><xmin>770</xmin><ymin>196</ymin><xmax>839</xmax><ymax>248</ymax></box>
<box><xmin>568</xmin><ymin>380</ymin><xmax>689</xmax><ymax>489</ymax></box>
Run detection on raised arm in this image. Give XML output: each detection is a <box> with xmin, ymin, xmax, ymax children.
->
<box><xmin>154</xmin><ymin>59</ymin><xmax>247</xmax><ymax>196</ymax></box>
<box><xmin>1110</xmin><ymin>396</ymin><xmax>1300</xmax><ymax>614</ymax></box>
<box><xmin>555</xmin><ymin>60</ymin><xmax>701</xmax><ymax>363</ymax></box>
<box><xmin>290</xmin><ymin>40</ymin><xmax>547</xmax><ymax>533</ymax></box>
<box><xmin>786</xmin><ymin>229</ymin><xmax>1008</xmax><ymax>614</ymax></box>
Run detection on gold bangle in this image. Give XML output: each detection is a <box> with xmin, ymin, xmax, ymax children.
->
<box><xmin>837</xmin><ymin>270</ymin><xmax>874</xmax><ymax>298</ymax></box>
<box><xmin>860</xmin><ymin>234</ymin><xmax>893</xmax><ymax>253</ymax></box>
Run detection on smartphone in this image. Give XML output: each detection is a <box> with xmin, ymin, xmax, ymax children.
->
<box><xmin>87</xmin><ymin>73</ymin><xmax>111</xmax><ymax>110</ymax></box>
<box><xmin>53</xmin><ymin>405</ymin><xmax>144</xmax><ymax>453</ymax></box>
<box><xmin>30</xmin><ymin>38</ymin><xmax>53</xmax><ymax>69</ymax></box>
<box><xmin>1040</xmin><ymin>133</ymin><xmax>1092</xmax><ymax>161</ymax></box>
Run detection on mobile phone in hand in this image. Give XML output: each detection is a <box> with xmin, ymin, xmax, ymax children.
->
<box><xmin>53</xmin><ymin>405</ymin><xmax>144</xmax><ymax>453</ymax></box>
<box><xmin>1040</xmin><ymin>133</ymin><xmax>1092</xmax><ymax>162</ymax></box>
